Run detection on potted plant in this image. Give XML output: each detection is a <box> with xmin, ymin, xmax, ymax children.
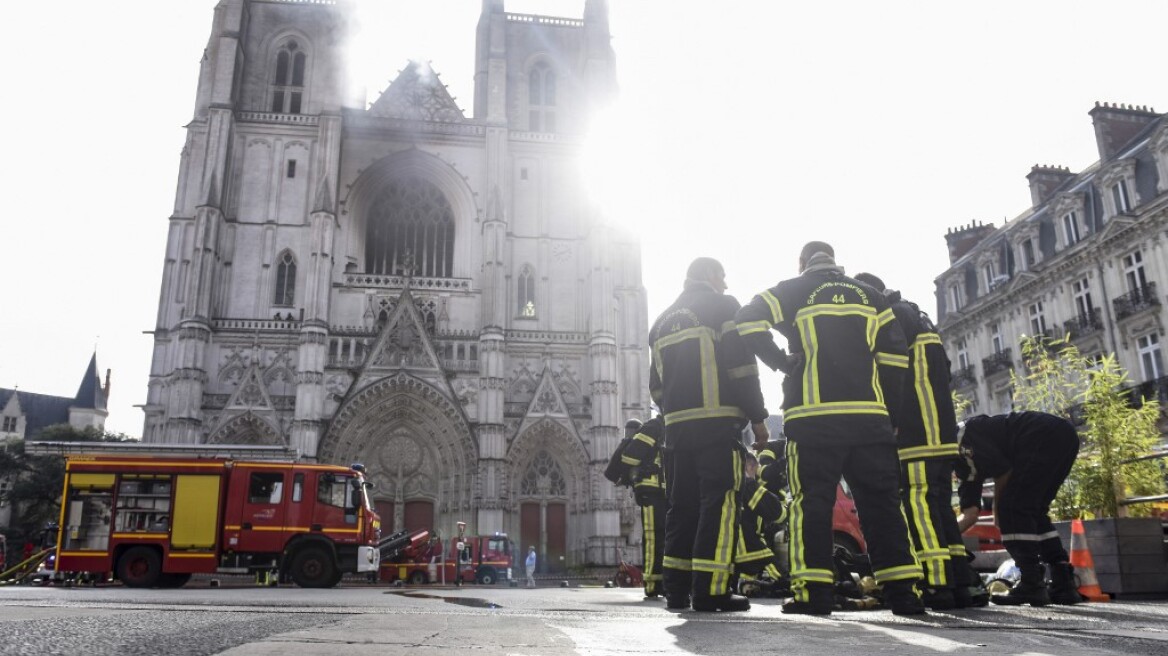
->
<box><xmin>1009</xmin><ymin>335</ymin><xmax>1167</xmax><ymax>597</ymax></box>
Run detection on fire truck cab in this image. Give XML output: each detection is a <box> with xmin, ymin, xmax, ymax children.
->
<box><xmin>39</xmin><ymin>443</ymin><xmax>381</xmax><ymax>588</ymax></box>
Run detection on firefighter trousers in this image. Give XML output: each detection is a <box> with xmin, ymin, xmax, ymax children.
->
<box><xmin>787</xmin><ymin>439</ymin><xmax>921</xmax><ymax>602</ymax></box>
<box><xmin>998</xmin><ymin>424</ymin><xmax>1079</xmax><ymax>573</ymax></box>
<box><xmin>640</xmin><ymin>497</ymin><xmax>668</xmax><ymax>596</ymax></box>
<box><xmin>901</xmin><ymin>457</ymin><xmax>965</xmax><ymax>588</ymax></box>
<box><xmin>663</xmin><ymin>436</ymin><xmax>742</xmax><ymax>600</ymax></box>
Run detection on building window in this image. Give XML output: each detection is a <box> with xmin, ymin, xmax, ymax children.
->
<box><xmin>1019</xmin><ymin>238</ymin><xmax>1036</xmax><ymax>271</ymax></box>
<box><xmin>1061</xmin><ymin>211</ymin><xmax>1081</xmax><ymax>247</ymax></box>
<box><xmin>1123</xmin><ymin>250</ymin><xmax>1148</xmax><ymax>292</ymax></box>
<box><xmin>521</xmin><ymin>450</ymin><xmax>566</xmax><ymax>496</ymax></box>
<box><xmin>1137</xmin><ymin>333</ymin><xmax>1164</xmax><ymax>381</ymax></box>
<box><xmin>286</xmin><ymin>160</ymin><xmax>297</xmax><ymax>179</ymax></box>
<box><xmin>1111</xmin><ymin>180</ymin><xmax>1132</xmax><ymax>214</ymax></box>
<box><xmin>948</xmin><ymin>282</ymin><xmax>964</xmax><ymax>312</ymax></box>
<box><xmin>1072</xmin><ymin>278</ymin><xmax>1093</xmax><ymax>319</ymax></box>
<box><xmin>991</xmin><ymin>322</ymin><xmax>1003</xmax><ymax>354</ymax></box>
<box><xmin>956</xmin><ymin>338</ymin><xmax>969</xmax><ymax>370</ymax></box>
<box><xmin>528</xmin><ymin>64</ymin><xmax>556</xmax><ymax>133</ymax></box>
<box><xmin>365</xmin><ymin>176</ymin><xmax>456</xmax><ymax>278</ymax></box>
<box><xmin>518</xmin><ymin>265</ymin><xmax>536</xmax><ymax>317</ymax></box>
<box><xmin>1</xmin><ymin>416</ymin><xmax>16</xmax><ymax>432</ymax></box>
<box><xmin>981</xmin><ymin>263</ymin><xmax>995</xmax><ymax>293</ymax></box>
<box><xmin>274</xmin><ymin>251</ymin><xmax>296</xmax><ymax>307</ymax></box>
<box><xmin>1028</xmin><ymin>301</ymin><xmax>1046</xmax><ymax>335</ymax></box>
<box><xmin>270</xmin><ymin>40</ymin><xmax>306</xmax><ymax>114</ymax></box>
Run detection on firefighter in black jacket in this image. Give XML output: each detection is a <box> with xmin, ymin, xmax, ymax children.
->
<box><xmin>855</xmin><ymin>273</ymin><xmax>981</xmax><ymax>609</ymax></box>
<box><xmin>618</xmin><ymin>416</ymin><xmax>669</xmax><ymax>599</ymax></box>
<box><xmin>955</xmin><ymin>412</ymin><xmax>1081</xmax><ymax>606</ymax></box>
<box><xmin>736</xmin><ymin>242</ymin><xmax>924</xmax><ymax>616</ymax></box>
<box><xmin>649</xmin><ymin>257</ymin><xmax>769</xmax><ymax>612</ymax></box>
<box><xmin>735</xmin><ymin>447</ymin><xmax>786</xmax><ymax>588</ymax></box>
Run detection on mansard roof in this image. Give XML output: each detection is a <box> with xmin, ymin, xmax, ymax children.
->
<box><xmin>0</xmin><ymin>388</ymin><xmax>72</xmax><ymax>437</ymax></box>
<box><xmin>368</xmin><ymin>61</ymin><xmax>466</xmax><ymax>123</ymax></box>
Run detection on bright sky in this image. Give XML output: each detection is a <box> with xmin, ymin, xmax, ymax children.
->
<box><xmin>3</xmin><ymin>1</ymin><xmax>1166</xmax><ymax>438</ymax></box>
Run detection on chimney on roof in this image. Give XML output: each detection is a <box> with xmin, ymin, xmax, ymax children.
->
<box><xmin>1089</xmin><ymin>102</ymin><xmax>1161</xmax><ymax>161</ymax></box>
<box><xmin>1026</xmin><ymin>164</ymin><xmax>1074</xmax><ymax>207</ymax></box>
<box><xmin>944</xmin><ymin>220</ymin><xmax>996</xmax><ymax>265</ymax></box>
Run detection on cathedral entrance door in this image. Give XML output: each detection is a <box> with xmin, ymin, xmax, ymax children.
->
<box><xmin>404</xmin><ymin>500</ymin><xmax>434</xmax><ymax>533</ymax></box>
<box><xmin>520</xmin><ymin>501</ymin><xmax>567</xmax><ymax>574</ymax></box>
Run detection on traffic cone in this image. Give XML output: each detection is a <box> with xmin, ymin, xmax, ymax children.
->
<box><xmin>1069</xmin><ymin>519</ymin><xmax>1109</xmax><ymax>602</ymax></box>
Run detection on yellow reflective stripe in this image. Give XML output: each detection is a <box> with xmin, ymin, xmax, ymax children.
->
<box><xmin>663</xmin><ymin>406</ymin><xmax>746</xmax><ymax>425</ymax></box>
<box><xmin>916</xmin><ymin>548</ymin><xmax>950</xmax><ymax>559</ymax></box>
<box><xmin>642</xmin><ymin>506</ymin><xmax>658</xmax><ymax>581</ymax></box>
<box><xmin>915</xmin><ymin>333</ymin><xmax>942</xmax><ymax>347</ymax></box>
<box><xmin>876</xmin><ymin>307</ymin><xmax>896</xmax><ymax>328</ymax></box>
<box><xmin>728</xmin><ymin>364</ymin><xmax>759</xmax><ymax>380</ymax></box>
<box><xmin>948</xmin><ymin>544</ymin><xmax>969</xmax><ymax>557</ymax></box>
<box><xmin>786</xmin><ymin>440</ymin><xmax>807</xmax><ymax>579</ymax></box>
<box><xmin>759</xmin><ymin>448</ymin><xmax>776</xmax><ymax>462</ymax></box>
<box><xmin>736</xmin><ymin>547</ymin><xmax>775</xmax><ymax>562</ymax></box>
<box><xmin>736</xmin><ymin>320</ymin><xmax>771</xmax><ymax>336</ymax></box>
<box><xmin>635</xmin><ymin>478</ymin><xmax>662</xmax><ymax>489</ymax></box>
<box><xmin>749</xmin><ymin>484</ymin><xmax>769</xmax><ymax>510</ymax></box>
<box><xmin>699</xmin><ymin>329</ymin><xmax>719</xmax><ymax>411</ymax></box>
<box><xmin>653</xmin><ymin>325</ymin><xmax>717</xmax><ymax>349</ymax></box>
<box><xmin>762</xmin><ymin>290</ymin><xmax>783</xmax><ymax>324</ymax></box>
<box><xmin>874</xmin><ymin>564</ymin><xmax>923</xmax><ymax>583</ymax></box>
<box><xmin>634</xmin><ymin>433</ymin><xmax>657</xmax><ymax>447</ymax></box>
<box><xmin>708</xmin><ymin>449</ymin><xmax>741</xmax><ymax>595</ymax></box>
<box><xmin>876</xmin><ymin>353</ymin><xmax>909</xmax><ymax>368</ymax></box>
<box><xmin>663</xmin><ymin>556</ymin><xmax>692</xmax><ymax>571</ymax></box>
<box><xmin>789</xmin><ymin>567</ymin><xmax>835</xmax><ymax>583</ymax></box>
<box><xmin>897</xmin><ymin>444</ymin><xmax>959</xmax><ymax>461</ymax></box>
<box><xmin>797</xmin><ymin>304</ymin><xmax>878</xmax><ymax>320</ymax></box>
<box><xmin>907</xmin><ymin>461</ymin><xmax>942</xmax><ymax>556</ymax></box>
<box><xmin>719</xmin><ymin>320</ymin><xmax>737</xmax><ymax>338</ymax></box>
<box><xmin>691</xmin><ymin>559</ymin><xmax>734</xmax><ymax>574</ymax></box>
<box><xmin>912</xmin><ymin>337</ymin><xmax>941</xmax><ymax>446</ymax></box>
<box><xmin>784</xmin><ymin>401</ymin><xmax>890</xmax><ymax>421</ymax></box>
<box><xmin>621</xmin><ymin>455</ymin><xmax>640</xmax><ymax>466</ymax></box>
<box><xmin>797</xmin><ymin>315</ymin><xmax>819</xmax><ymax>405</ymax></box>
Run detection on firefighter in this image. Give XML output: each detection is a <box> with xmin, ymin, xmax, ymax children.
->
<box><xmin>735</xmin><ymin>241</ymin><xmax>925</xmax><ymax>616</ymax></box>
<box><xmin>854</xmin><ymin>272</ymin><xmax>983</xmax><ymax>609</ymax></box>
<box><xmin>617</xmin><ymin>416</ymin><xmax>669</xmax><ymax>599</ymax></box>
<box><xmin>954</xmin><ymin>411</ymin><xmax>1082</xmax><ymax>606</ymax></box>
<box><xmin>648</xmin><ymin>257</ymin><xmax>769</xmax><ymax>612</ymax></box>
<box><xmin>734</xmin><ymin>446</ymin><xmax>786</xmax><ymax>593</ymax></box>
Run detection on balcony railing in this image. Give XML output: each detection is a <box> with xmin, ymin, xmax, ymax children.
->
<box><xmin>982</xmin><ymin>348</ymin><xmax>1014</xmax><ymax>377</ymax></box>
<box><xmin>1113</xmin><ymin>282</ymin><xmax>1160</xmax><ymax>320</ymax></box>
<box><xmin>1062</xmin><ymin>309</ymin><xmax>1103</xmax><ymax>341</ymax></box>
<box><xmin>1128</xmin><ymin>375</ymin><xmax>1168</xmax><ymax>406</ymax></box>
<box><xmin>951</xmin><ymin>365</ymin><xmax>977</xmax><ymax>388</ymax></box>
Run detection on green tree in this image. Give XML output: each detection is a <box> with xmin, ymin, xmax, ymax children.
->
<box><xmin>1010</xmin><ymin>336</ymin><xmax>1164</xmax><ymax>518</ymax></box>
<box><xmin>0</xmin><ymin>425</ymin><xmax>135</xmax><ymax>535</ymax></box>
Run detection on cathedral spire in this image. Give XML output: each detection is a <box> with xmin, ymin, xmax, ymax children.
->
<box><xmin>482</xmin><ymin>0</ymin><xmax>504</xmax><ymax>13</ymax></box>
<box><xmin>584</xmin><ymin>0</ymin><xmax>610</xmax><ymax>26</ymax></box>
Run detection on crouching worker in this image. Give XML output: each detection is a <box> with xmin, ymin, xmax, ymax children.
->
<box><xmin>735</xmin><ymin>447</ymin><xmax>786</xmax><ymax>594</ymax></box>
<box><xmin>955</xmin><ymin>411</ymin><xmax>1082</xmax><ymax>606</ymax></box>
<box><xmin>620</xmin><ymin>416</ymin><xmax>669</xmax><ymax>599</ymax></box>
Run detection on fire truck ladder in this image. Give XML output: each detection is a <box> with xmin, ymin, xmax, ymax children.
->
<box><xmin>377</xmin><ymin>529</ymin><xmax>430</xmax><ymax>562</ymax></box>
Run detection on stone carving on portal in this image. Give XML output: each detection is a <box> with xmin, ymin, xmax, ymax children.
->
<box><xmin>506</xmin><ymin>417</ymin><xmax>591</xmax><ymax>513</ymax></box>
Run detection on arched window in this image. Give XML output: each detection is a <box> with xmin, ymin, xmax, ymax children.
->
<box><xmin>274</xmin><ymin>251</ymin><xmax>296</xmax><ymax>306</ymax></box>
<box><xmin>528</xmin><ymin>64</ymin><xmax>556</xmax><ymax>133</ymax></box>
<box><xmin>518</xmin><ymin>265</ymin><xmax>536</xmax><ymax>316</ymax></box>
<box><xmin>365</xmin><ymin>176</ymin><xmax>455</xmax><ymax>278</ymax></box>
<box><xmin>270</xmin><ymin>40</ymin><xmax>307</xmax><ymax>114</ymax></box>
<box><xmin>521</xmin><ymin>450</ymin><xmax>566</xmax><ymax>496</ymax></box>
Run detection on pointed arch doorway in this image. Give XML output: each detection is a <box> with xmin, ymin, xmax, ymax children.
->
<box><xmin>518</xmin><ymin>450</ymin><xmax>568</xmax><ymax>574</ymax></box>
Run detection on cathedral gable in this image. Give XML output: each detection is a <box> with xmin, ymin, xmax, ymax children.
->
<box><xmin>224</xmin><ymin>364</ymin><xmax>276</xmax><ymax>412</ymax></box>
<box><xmin>353</xmin><ymin>290</ymin><xmax>449</xmax><ymax>394</ymax></box>
<box><xmin>368</xmin><ymin>61</ymin><xmax>465</xmax><ymax>123</ymax></box>
<box><xmin>514</xmin><ymin>365</ymin><xmax>579</xmax><ymax>442</ymax></box>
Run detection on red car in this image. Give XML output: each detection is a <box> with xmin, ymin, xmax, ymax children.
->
<box><xmin>832</xmin><ymin>481</ymin><xmax>867</xmax><ymax>558</ymax></box>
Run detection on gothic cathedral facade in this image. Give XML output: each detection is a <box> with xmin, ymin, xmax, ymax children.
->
<box><xmin>143</xmin><ymin>0</ymin><xmax>649</xmax><ymax>569</ymax></box>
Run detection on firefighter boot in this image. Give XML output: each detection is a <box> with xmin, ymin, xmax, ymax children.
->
<box><xmin>665</xmin><ymin>594</ymin><xmax>691</xmax><ymax>610</ymax></box>
<box><xmin>921</xmin><ymin>587</ymin><xmax>956</xmax><ymax>610</ymax></box>
<box><xmin>692</xmin><ymin>593</ymin><xmax>751</xmax><ymax>612</ymax></box>
<box><xmin>991</xmin><ymin>567</ymin><xmax>1050</xmax><ymax>607</ymax></box>
<box><xmin>782</xmin><ymin>582</ymin><xmax>833</xmax><ymax>615</ymax></box>
<box><xmin>883</xmin><ymin>581</ymin><xmax>926</xmax><ymax>616</ymax></box>
<box><xmin>1048</xmin><ymin>562</ymin><xmax>1083</xmax><ymax>605</ymax></box>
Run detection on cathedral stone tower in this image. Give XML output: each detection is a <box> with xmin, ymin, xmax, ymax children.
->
<box><xmin>144</xmin><ymin>0</ymin><xmax>648</xmax><ymax>569</ymax></box>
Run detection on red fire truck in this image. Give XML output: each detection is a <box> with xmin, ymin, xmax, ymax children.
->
<box><xmin>36</xmin><ymin>443</ymin><xmax>381</xmax><ymax>588</ymax></box>
<box><xmin>381</xmin><ymin>528</ymin><xmax>513</xmax><ymax>585</ymax></box>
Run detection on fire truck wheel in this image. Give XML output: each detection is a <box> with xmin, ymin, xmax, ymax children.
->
<box><xmin>476</xmin><ymin>567</ymin><xmax>497</xmax><ymax>585</ymax></box>
<box><xmin>117</xmin><ymin>547</ymin><xmax>162</xmax><ymax>588</ymax></box>
<box><xmin>408</xmin><ymin>570</ymin><xmax>428</xmax><ymax>585</ymax></box>
<box><xmin>290</xmin><ymin>546</ymin><xmax>339</xmax><ymax>588</ymax></box>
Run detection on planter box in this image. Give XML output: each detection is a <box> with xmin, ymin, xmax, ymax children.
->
<box><xmin>1054</xmin><ymin>518</ymin><xmax>1168</xmax><ymax>598</ymax></box>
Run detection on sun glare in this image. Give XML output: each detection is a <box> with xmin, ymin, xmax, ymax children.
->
<box><xmin>581</xmin><ymin>103</ymin><xmax>654</xmax><ymax>235</ymax></box>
